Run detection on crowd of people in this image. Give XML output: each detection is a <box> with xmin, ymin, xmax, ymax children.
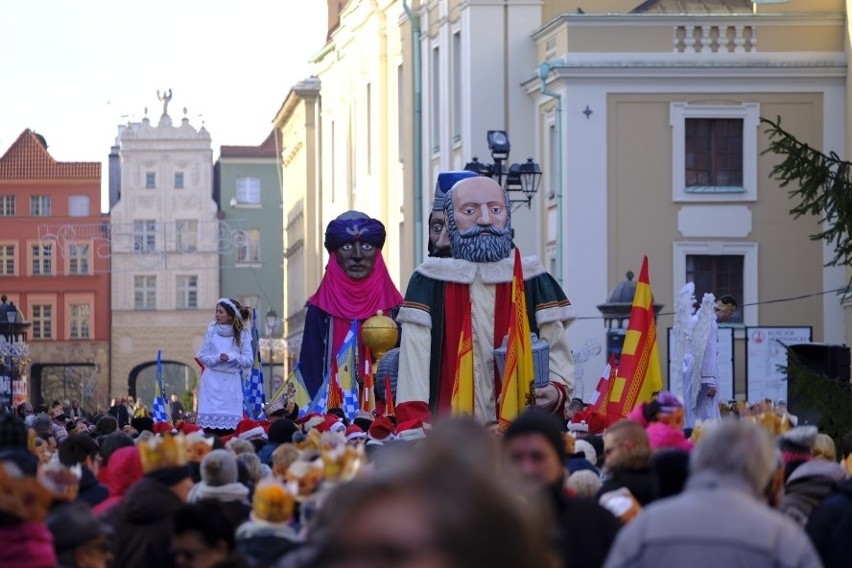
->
<box><xmin>1</xmin><ymin>390</ymin><xmax>851</xmax><ymax>568</ymax></box>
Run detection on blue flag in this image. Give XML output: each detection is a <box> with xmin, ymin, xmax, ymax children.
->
<box><xmin>243</xmin><ymin>308</ymin><xmax>267</xmax><ymax>420</ymax></box>
<box><xmin>337</xmin><ymin>320</ymin><xmax>360</xmax><ymax>420</ymax></box>
<box><xmin>152</xmin><ymin>350</ymin><xmax>170</xmax><ymax>423</ymax></box>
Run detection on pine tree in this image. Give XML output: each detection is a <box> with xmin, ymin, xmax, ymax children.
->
<box><xmin>762</xmin><ymin>116</ymin><xmax>852</xmax><ymax>295</ymax></box>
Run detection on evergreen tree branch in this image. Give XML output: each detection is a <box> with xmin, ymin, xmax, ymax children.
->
<box><xmin>761</xmin><ymin>116</ymin><xmax>852</xmax><ymax>296</ymax></box>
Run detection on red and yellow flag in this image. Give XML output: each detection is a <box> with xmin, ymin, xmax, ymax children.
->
<box><xmin>361</xmin><ymin>359</ymin><xmax>376</xmax><ymax>414</ymax></box>
<box><xmin>383</xmin><ymin>373</ymin><xmax>395</xmax><ymax>417</ymax></box>
<box><xmin>450</xmin><ymin>311</ymin><xmax>475</xmax><ymax>416</ymax></box>
<box><xmin>608</xmin><ymin>256</ymin><xmax>662</xmax><ymax>418</ymax></box>
<box><xmin>498</xmin><ymin>248</ymin><xmax>534</xmax><ymax>430</ymax></box>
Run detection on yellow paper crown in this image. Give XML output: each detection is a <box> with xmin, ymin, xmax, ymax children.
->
<box><xmin>252</xmin><ymin>480</ymin><xmax>296</xmax><ymax>523</ymax></box>
<box><xmin>0</xmin><ymin>463</ymin><xmax>54</xmax><ymax>523</ymax></box>
<box><xmin>139</xmin><ymin>433</ymin><xmax>189</xmax><ymax>474</ymax></box>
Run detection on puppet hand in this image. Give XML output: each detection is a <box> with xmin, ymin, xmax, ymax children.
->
<box><xmin>534</xmin><ymin>384</ymin><xmax>560</xmax><ymax>412</ymax></box>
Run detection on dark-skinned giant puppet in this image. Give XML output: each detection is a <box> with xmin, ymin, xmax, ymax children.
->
<box><xmin>396</xmin><ymin>175</ymin><xmax>576</xmax><ymax>422</ymax></box>
<box><xmin>297</xmin><ymin>211</ymin><xmax>403</xmax><ymax>399</ymax></box>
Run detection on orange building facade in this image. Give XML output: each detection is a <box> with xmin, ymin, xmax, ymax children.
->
<box><xmin>0</xmin><ymin>130</ymin><xmax>111</xmax><ymax>412</ymax></box>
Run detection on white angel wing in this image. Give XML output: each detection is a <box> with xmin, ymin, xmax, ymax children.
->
<box><xmin>686</xmin><ymin>293</ymin><xmax>716</xmax><ymax>408</ymax></box>
<box><xmin>670</xmin><ymin>283</ymin><xmax>696</xmax><ymax>398</ymax></box>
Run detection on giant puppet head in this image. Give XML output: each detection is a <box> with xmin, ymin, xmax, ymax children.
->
<box><xmin>444</xmin><ymin>176</ymin><xmax>513</xmax><ymax>263</ymax></box>
<box><xmin>429</xmin><ymin>170</ymin><xmax>478</xmax><ymax>258</ymax></box>
<box><xmin>324</xmin><ymin>211</ymin><xmax>387</xmax><ymax>280</ymax></box>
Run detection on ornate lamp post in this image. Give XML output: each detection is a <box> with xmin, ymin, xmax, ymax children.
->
<box><xmin>464</xmin><ymin>130</ymin><xmax>543</xmax><ymax>209</ymax></box>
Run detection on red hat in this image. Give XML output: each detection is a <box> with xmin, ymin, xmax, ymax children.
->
<box><xmin>178</xmin><ymin>422</ymin><xmax>202</xmax><ymax>435</ymax></box>
<box><xmin>345</xmin><ymin>424</ymin><xmax>366</xmax><ymax>441</ymax></box>
<box><xmin>152</xmin><ymin>422</ymin><xmax>174</xmax><ymax>435</ymax></box>
<box><xmin>295</xmin><ymin>412</ymin><xmax>321</xmax><ymax>426</ymax></box>
<box><xmin>396</xmin><ymin>419</ymin><xmax>426</xmax><ymax>441</ymax></box>
<box><xmin>368</xmin><ymin>416</ymin><xmax>395</xmax><ymax>441</ymax></box>
<box><xmin>315</xmin><ymin>415</ymin><xmax>344</xmax><ymax>434</ymax></box>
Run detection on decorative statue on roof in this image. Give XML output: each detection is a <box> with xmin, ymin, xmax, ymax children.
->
<box><xmin>157</xmin><ymin>89</ymin><xmax>172</xmax><ymax>116</ymax></box>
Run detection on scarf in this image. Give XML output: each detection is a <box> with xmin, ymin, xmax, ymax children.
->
<box><xmin>215</xmin><ymin>324</ymin><xmax>235</xmax><ymax>337</ymax></box>
<box><xmin>308</xmin><ymin>252</ymin><xmax>402</xmax><ymax>320</ymax></box>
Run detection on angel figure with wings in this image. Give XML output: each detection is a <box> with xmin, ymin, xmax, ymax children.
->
<box><xmin>671</xmin><ymin>284</ymin><xmax>738</xmax><ymax>428</ymax></box>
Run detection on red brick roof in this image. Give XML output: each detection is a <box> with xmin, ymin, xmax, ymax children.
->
<box><xmin>0</xmin><ymin>129</ymin><xmax>100</xmax><ymax>179</ymax></box>
<box><xmin>219</xmin><ymin>129</ymin><xmax>280</xmax><ymax>158</ymax></box>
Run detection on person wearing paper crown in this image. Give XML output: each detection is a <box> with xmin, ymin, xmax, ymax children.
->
<box><xmin>297</xmin><ymin>211</ymin><xmax>404</xmax><ymax>399</ymax></box>
<box><xmin>396</xmin><ymin>175</ymin><xmax>577</xmax><ymax>422</ymax></box>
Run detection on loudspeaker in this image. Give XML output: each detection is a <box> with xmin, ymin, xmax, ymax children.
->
<box><xmin>787</xmin><ymin>343</ymin><xmax>851</xmax><ymax>426</ymax></box>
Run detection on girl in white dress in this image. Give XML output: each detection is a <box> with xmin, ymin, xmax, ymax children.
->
<box><xmin>196</xmin><ymin>298</ymin><xmax>253</xmax><ymax>431</ymax></box>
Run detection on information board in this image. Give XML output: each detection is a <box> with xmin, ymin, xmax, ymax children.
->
<box><xmin>667</xmin><ymin>327</ymin><xmax>734</xmax><ymax>404</ymax></box>
<box><xmin>745</xmin><ymin>326</ymin><xmax>812</xmax><ymax>403</ymax></box>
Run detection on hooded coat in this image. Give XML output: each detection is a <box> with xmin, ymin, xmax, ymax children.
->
<box><xmin>93</xmin><ymin>446</ymin><xmax>143</xmax><ymax>516</ymax></box>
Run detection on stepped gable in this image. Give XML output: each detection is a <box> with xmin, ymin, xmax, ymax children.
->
<box><xmin>0</xmin><ymin>129</ymin><xmax>100</xmax><ymax>180</ymax></box>
<box><xmin>219</xmin><ymin>129</ymin><xmax>280</xmax><ymax>159</ymax></box>
<box><xmin>631</xmin><ymin>0</ymin><xmax>753</xmax><ymax>14</ymax></box>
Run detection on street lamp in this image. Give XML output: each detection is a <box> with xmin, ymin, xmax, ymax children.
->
<box><xmin>464</xmin><ymin>130</ymin><xmax>542</xmax><ymax>209</ymax></box>
<box><xmin>265</xmin><ymin>309</ymin><xmax>278</xmax><ymax>338</ymax></box>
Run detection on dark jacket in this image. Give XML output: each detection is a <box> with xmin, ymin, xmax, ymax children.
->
<box><xmin>104</xmin><ymin>476</ymin><xmax>184</xmax><ymax>568</ymax></box>
<box><xmin>597</xmin><ymin>467</ymin><xmax>658</xmax><ymax>506</ymax></box>
<box><xmin>76</xmin><ymin>466</ymin><xmax>109</xmax><ymax>508</ymax></box>
<box><xmin>548</xmin><ymin>483</ymin><xmax>621</xmax><ymax>568</ymax></box>
<box><xmin>236</xmin><ymin>521</ymin><xmax>301</xmax><ymax>567</ymax></box>
<box><xmin>806</xmin><ymin>477</ymin><xmax>852</xmax><ymax>568</ymax></box>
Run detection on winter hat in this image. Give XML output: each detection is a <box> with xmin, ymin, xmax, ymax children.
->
<box><xmin>200</xmin><ymin>449</ymin><xmax>239</xmax><ymax>487</ymax></box>
<box><xmin>574</xmin><ymin>439</ymin><xmax>597</xmax><ymax>465</ymax></box>
<box><xmin>353</xmin><ymin>416</ymin><xmax>373</xmax><ymax>433</ymax></box>
<box><xmin>645</xmin><ymin>422</ymin><xmax>694</xmax><ymax>452</ymax></box>
<box><xmin>432</xmin><ymin>170</ymin><xmax>478</xmax><ymax>212</ymax></box>
<box><xmin>396</xmin><ymin>419</ymin><xmax>427</xmax><ymax>441</ymax></box>
<box><xmin>345</xmin><ymin>425</ymin><xmax>366</xmax><ymax>441</ymax></box>
<box><xmin>368</xmin><ymin>416</ymin><xmax>395</xmax><ymax>441</ymax></box>
<box><xmin>315</xmin><ymin>416</ymin><xmax>344</xmax><ymax>434</ymax></box>
<box><xmin>778</xmin><ymin>425</ymin><xmax>818</xmax><ymax>464</ymax></box>
<box><xmin>375</xmin><ymin>347</ymin><xmax>400</xmax><ymax>402</ymax></box>
<box><xmin>503</xmin><ymin>409</ymin><xmax>567</xmax><ymax>463</ymax></box>
<box><xmin>268</xmin><ymin>419</ymin><xmax>297</xmax><ymax>444</ymax></box>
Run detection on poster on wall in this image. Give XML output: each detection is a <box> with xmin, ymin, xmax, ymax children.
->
<box><xmin>667</xmin><ymin>327</ymin><xmax>735</xmax><ymax>404</ymax></box>
<box><xmin>745</xmin><ymin>326</ymin><xmax>812</xmax><ymax>403</ymax></box>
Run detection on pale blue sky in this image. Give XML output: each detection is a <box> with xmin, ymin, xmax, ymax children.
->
<box><xmin>0</xmin><ymin>0</ymin><xmax>327</xmax><ymax>212</ymax></box>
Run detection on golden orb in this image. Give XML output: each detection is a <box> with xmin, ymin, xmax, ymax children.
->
<box><xmin>361</xmin><ymin>310</ymin><xmax>398</xmax><ymax>361</ymax></box>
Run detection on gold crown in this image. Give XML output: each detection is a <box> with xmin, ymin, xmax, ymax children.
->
<box><xmin>0</xmin><ymin>463</ymin><xmax>54</xmax><ymax>523</ymax></box>
<box><xmin>185</xmin><ymin>432</ymin><xmax>214</xmax><ymax>463</ymax></box>
<box><xmin>252</xmin><ymin>479</ymin><xmax>296</xmax><ymax>523</ymax></box>
<box><xmin>139</xmin><ymin>433</ymin><xmax>189</xmax><ymax>474</ymax></box>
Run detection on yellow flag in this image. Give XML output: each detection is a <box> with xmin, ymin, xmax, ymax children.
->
<box><xmin>498</xmin><ymin>248</ymin><xmax>534</xmax><ymax>429</ymax></box>
<box><xmin>451</xmin><ymin>312</ymin><xmax>474</xmax><ymax>416</ymax></box>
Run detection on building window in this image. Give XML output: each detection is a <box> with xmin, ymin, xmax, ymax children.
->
<box><xmin>673</xmin><ymin>241</ymin><xmax>757</xmax><ymax>327</ymax></box>
<box><xmin>134</xmin><ymin>275</ymin><xmax>157</xmax><ymax>310</ymax></box>
<box><xmin>176</xmin><ymin>219</ymin><xmax>197</xmax><ymax>252</ymax></box>
<box><xmin>235</xmin><ymin>229</ymin><xmax>260</xmax><ymax>264</ymax></box>
<box><xmin>431</xmin><ymin>45</ymin><xmax>440</xmax><ymax>153</ymax></box>
<box><xmin>176</xmin><ymin>275</ymin><xmax>198</xmax><ymax>309</ymax></box>
<box><xmin>686</xmin><ymin>119</ymin><xmax>743</xmax><ymax>187</ymax></box>
<box><xmin>30</xmin><ymin>196</ymin><xmax>51</xmax><ymax>216</ymax></box>
<box><xmin>174</xmin><ymin>172</ymin><xmax>184</xmax><ymax>189</ymax></box>
<box><xmin>31</xmin><ymin>244</ymin><xmax>52</xmax><ymax>275</ymax></box>
<box><xmin>69</xmin><ymin>304</ymin><xmax>90</xmax><ymax>339</ymax></box>
<box><xmin>146</xmin><ymin>172</ymin><xmax>156</xmax><ymax>189</ymax></box>
<box><xmin>236</xmin><ymin>177</ymin><xmax>261</xmax><ymax>204</ymax></box>
<box><xmin>68</xmin><ymin>243</ymin><xmax>90</xmax><ymax>275</ymax></box>
<box><xmin>68</xmin><ymin>195</ymin><xmax>90</xmax><ymax>217</ymax></box>
<box><xmin>452</xmin><ymin>31</ymin><xmax>462</xmax><ymax>141</ymax></box>
<box><xmin>0</xmin><ymin>195</ymin><xmax>15</xmax><ymax>216</ymax></box>
<box><xmin>32</xmin><ymin>304</ymin><xmax>52</xmax><ymax>340</ymax></box>
<box><xmin>133</xmin><ymin>220</ymin><xmax>157</xmax><ymax>253</ymax></box>
<box><xmin>670</xmin><ymin>103</ymin><xmax>759</xmax><ymax>202</ymax></box>
<box><xmin>0</xmin><ymin>244</ymin><xmax>14</xmax><ymax>275</ymax></box>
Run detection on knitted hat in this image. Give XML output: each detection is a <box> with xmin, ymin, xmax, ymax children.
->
<box><xmin>574</xmin><ymin>438</ymin><xmax>597</xmax><ymax>464</ymax></box>
<box><xmin>375</xmin><ymin>348</ymin><xmax>400</xmax><ymax>402</ymax></box>
<box><xmin>200</xmin><ymin>449</ymin><xmax>239</xmax><ymax>487</ymax></box>
<box><xmin>368</xmin><ymin>416</ymin><xmax>395</xmax><ymax>441</ymax></box>
<box><xmin>778</xmin><ymin>425</ymin><xmax>818</xmax><ymax>464</ymax></box>
<box><xmin>503</xmin><ymin>409</ymin><xmax>567</xmax><ymax>462</ymax></box>
<box><xmin>268</xmin><ymin>419</ymin><xmax>297</xmax><ymax>444</ymax></box>
<box><xmin>432</xmin><ymin>170</ymin><xmax>478</xmax><ymax>212</ymax></box>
